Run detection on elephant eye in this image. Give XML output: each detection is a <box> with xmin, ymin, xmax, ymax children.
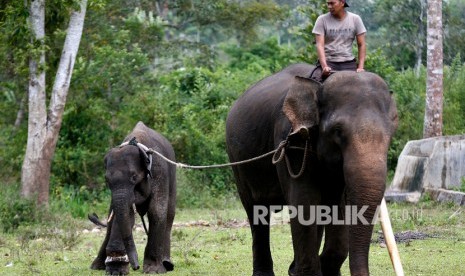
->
<box><xmin>332</xmin><ymin>124</ymin><xmax>343</xmax><ymax>137</ymax></box>
<box><xmin>330</xmin><ymin>123</ymin><xmax>346</xmax><ymax>145</ymax></box>
<box><xmin>130</xmin><ymin>173</ymin><xmax>138</xmax><ymax>183</ymax></box>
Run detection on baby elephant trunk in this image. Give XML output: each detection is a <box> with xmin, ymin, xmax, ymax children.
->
<box><xmin>113</xmin><ymin>192</ymin><xmax>140</xmax><ymax>271</ymax></box>
<box><xmin>123</xmin><ymin>235</ymin><xmax>139</xmax><ymax>270</ymax></box>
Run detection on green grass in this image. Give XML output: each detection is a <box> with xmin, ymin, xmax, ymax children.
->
<box><xmin>1</xmin><ymin>202</ymin><xmax>465</xmax><ymax>275</ymax></box>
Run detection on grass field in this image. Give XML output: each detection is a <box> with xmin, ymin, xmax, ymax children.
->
<box><xmin>1</xmin><ymin>201</ymin><xmax>464</xmax><ymax>275</ymax></box>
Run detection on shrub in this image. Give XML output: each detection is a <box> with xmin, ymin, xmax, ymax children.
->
<box><xmin>0</xmin><ymin>183</ymin><xmax>43</xmax><ymax>233</ymax></box>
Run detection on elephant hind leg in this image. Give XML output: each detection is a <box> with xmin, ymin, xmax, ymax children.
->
<box><xmin>320</xmin><ymin>224</ymin><xmax>348</xmax><ymax>276</ymax></box>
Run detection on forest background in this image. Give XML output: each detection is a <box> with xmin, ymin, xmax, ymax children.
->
<box><xmin>1</xmin><ymin>0</ymin><xmax>465</xmax><ymax>226</ymax></box>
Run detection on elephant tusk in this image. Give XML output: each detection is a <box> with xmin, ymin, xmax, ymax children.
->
<box><xmin>379</xmin><ymin>198</ymin><xmax>404</xmax><ymax>276</ymax></box>
<box><xmin>107</xmin><ymin>210</ymin><xmax>114</xmax><ymax>224</ymax></box>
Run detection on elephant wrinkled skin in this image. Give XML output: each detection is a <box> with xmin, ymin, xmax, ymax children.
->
<box><xmin>225</xmin><ymin>63</ymin><xmax>398</xmax><ymax>276</ymax></box>
<box><xmin>90</xmin><ymin>122</ymin><xmax>176</xmax><ymax>275</ymax></box>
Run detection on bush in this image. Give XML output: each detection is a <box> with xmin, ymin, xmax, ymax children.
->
<box><xmin>0</xmin><ymin>183</ymin><xmax>44</xmax><ymax>233</ymax></box>
<box><xmin>50</xmin><ymin>185</ymin><xmax>110</xmax><ymax>219</ymax></box>
<box><xmin>386</xmin><ymin>68</ymin><xmax>426</xmax><ymax>171</ymax></box>
<box><xmin>224</xmin><ymin>38</ymin><xmax>300</xmax><ymax>72</ymax></box>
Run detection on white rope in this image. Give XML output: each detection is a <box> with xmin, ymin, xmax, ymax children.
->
<box><xmin>147</xmin><ymin>147</ymin><xmax>278</xmax><ymax>169</ymax></box>
<box><xmin>119</xmin><ymin>140</ymin><xmax>283</xmax><ymax>169</ymax></box>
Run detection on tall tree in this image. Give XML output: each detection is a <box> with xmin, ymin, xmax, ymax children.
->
<box><xmin>372</xmin><ymin>0</ymin><xmax>427</xmax><ymax>71</ymax></box>
<box><xmin>21</xmin><ymin>0</ymin><xmax>87</xmax><ymax>205</ymax></box>
<box><xmin>423</xmin><ymin>0</ymin><xmax>443</xmax><ymax>138</ymax></box>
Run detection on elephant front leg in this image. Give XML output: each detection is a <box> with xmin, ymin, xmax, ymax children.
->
<box><xmin>284</xmin><ymin>170</ymin><xmax>323</xmax><ymax>275</ymax></box>
<box><xmin>289</xmin><ymin>211</ymin><xmax>321</xmax><ymax>276</ymax></box>
<box><xmin>319</xmin><ymin>224</ymin><xmax>348</xmax><ymax>276</ymax></box>
<box><xmin>249</xmin><ymin>206</ymin><xmax>274</xmax><ymax>276</ymax></box>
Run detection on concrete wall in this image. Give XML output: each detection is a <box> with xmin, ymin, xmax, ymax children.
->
<box><xmin>386</xmin><ymin>135</ymin><xmax>465</xmax><ymax>205</ymax></box>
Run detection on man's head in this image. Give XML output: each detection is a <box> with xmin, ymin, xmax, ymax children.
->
<box><xmin>327</xmin><ymin>0</ymin><xmax>349</xmax><ymax>16</ymax></box>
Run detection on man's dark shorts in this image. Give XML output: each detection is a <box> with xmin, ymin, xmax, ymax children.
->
<box><xmin>309</xmin><ymin>59</ymin><xmax>357</xmax><ymax>82</ymax></box>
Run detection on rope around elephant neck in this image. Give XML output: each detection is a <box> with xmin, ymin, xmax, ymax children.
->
<box><xmin>272</xmin><ymin>140</ymin><xmax>309</xmax><ymax>179</ymax></box>
<box><xmin>146</xmin><ymin>141</ymin><xmax>289</xmax><ymax>169</ymax></box>
<box><xmin>285</xmin><ymin>140</ymin><xmax>309</xmax><ymax>179</ymax></box>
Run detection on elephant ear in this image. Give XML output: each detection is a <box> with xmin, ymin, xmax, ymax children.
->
<box><xmin>136</xmin><ymin>144</ymin><xmax>153</xmax><ymax>179</ymax></box>
<box><xmin>283</xmin><ymin>76</ymin><xmax>320</xmax><ymax>138</ymax></box>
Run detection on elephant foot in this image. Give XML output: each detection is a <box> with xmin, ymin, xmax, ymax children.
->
<box><xmin>288</xmin><ymin>260</ymin><xmax>296</xmax><ymax>276</ymax></box>
<box><xmin>105</xmin><ymin>261</ymin><xmax>130</xmax><ymax>275</ymax></box>
<box><xmin>90</xmin><ymin>257</ymin><xmax>105</xmax><ymax>270</ymax></box>
<box><xmin>288</xmin><ymin>260</ymin><xmax>323</xmax><ymax>276</ymax></box>
<box><xmin>163</xmin><ymin>260</ymin><xmax>174</xmax><ymax>271</ymax></box>
<box><xmin>143</xmin><ymin>258</ymin><xmax>174</xmax><ymax>273</ymax></box>
<box><xmin>253</xmin><ymin>269</ymin><xmax>275</xmax><ymax>276</ymax></box>
<box><xmin>143</xmin><ymin>261</ymin><xmax>173</xmax><ymax>274</ymax></box>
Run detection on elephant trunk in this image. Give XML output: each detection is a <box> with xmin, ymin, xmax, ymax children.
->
<box><xmin>112</xmin><ymin>190</ymin><xmax>140</xmax><ymax>271</ymax></box>
<box><xmin>343</xmin><ymin>144</ymin><xmax>388</xmax><ymax>276</ymax></box>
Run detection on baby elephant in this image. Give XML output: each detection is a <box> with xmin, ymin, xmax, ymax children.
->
<box><xmin>90</xmin><ymin>121</ymin><xmax>176</xmax><ymax>275</ymax></box>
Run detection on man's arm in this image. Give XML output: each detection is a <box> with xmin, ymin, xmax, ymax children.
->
<box><xmin>356</xmin><ymin>33</ymin><xmax>366</xmax><ymax>72</ymax></box>
<box><xmin>315</xmin><ymin>34</ymin><xmax>331</xmax><ymax>75</ymax></box>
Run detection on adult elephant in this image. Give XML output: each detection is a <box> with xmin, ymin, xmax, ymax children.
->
<box><xmin>225</xmin><ymin>63</ymin><xmax>398</xmax><ymax>276</ymax></box>
<box><xmin>90</xmin><ymin>122</ymin><xmax>176</xmax><ymax>275</ymax></box>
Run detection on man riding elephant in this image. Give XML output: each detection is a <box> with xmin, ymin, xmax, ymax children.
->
<box><xmin>310</xmin><ymin>0</ymin><xmax>367</xmax><ymax>81</ymax></box>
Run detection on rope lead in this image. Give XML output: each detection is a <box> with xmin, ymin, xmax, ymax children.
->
<box><xmin>147</xmin><ymin>146</ymin><xmax>280</xmax><ymax>169</ymax></box>
<box><xmin>146</xmin><ymin>138</ymin><xmax>310</xmax><ymax>179</ymax></box>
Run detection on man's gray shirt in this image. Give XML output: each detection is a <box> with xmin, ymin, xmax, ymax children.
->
<box><xmin>312</xmin><ymin>12</ymin><xmax>366</xmax><ymax>62</ymax></box>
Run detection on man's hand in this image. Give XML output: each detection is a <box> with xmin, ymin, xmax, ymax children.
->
<box><xmin>322</xmin><ymin>66</ymin><xmax>332</xmax><ymax>76</ymax></box>
<box><xmin>356</xmin><ymin>68</ymin><xmax>365</xmax><ymax>73</ymax></box>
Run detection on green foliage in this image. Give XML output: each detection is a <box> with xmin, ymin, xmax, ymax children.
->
<box><xmin>168</xmin><ymin>0</ymin><xmax>284</xmax><ymax>46</ymax></box>
<box><xmin>443</xmin><ymin>54</ymin><xmax>465</xmax><ymax>135</ymax></box>
<box><xmin>0</xmin><ymin>182</ymin><xmax>109</xmax><ymax>233</ymax></box>
<box><xmin>350</xmin><ymin>0</ymin><xmax>465</xmax><ymax>69</ymax></box>
<box><xmin>224</xmin><ymin>38</ymin><xmax>300</xmax><ymax>72</ymax></box>
<box><xmin>0</xmin><ymin>125</ymin><xmax>27</xmax><ymax>182</ymax></box>
<box><xmin>0</xmin><ymin>184</ymin><xmax>43</xmax><ymax>233</ymax></box>
<box><xmin>443</xmin><ymin>0</ymin><xmax>465</xmax><ymax>65</ymax></box>
<box><xmin>371</xmin><ymin>0</ymin><xmax>425</xmax><ymax>70</ymax></box>
<box><xmin>295</xmin><ymin>2</ymin><xmax>326</xmax><ymax>63</ymax></box>
<box><xmin>386</xmin><ymin>67</ymin><xmax>426</xmax><ymax>170</ymax></box>
<box><xmin>364</xmin><ymin>48</ymin><xmax>396</xmax><ymax>82</ymax></box>
<box><xmin>384</xmin><ymin>60</ymin><xmax>465</xmax><ymax>171</ymax></box>
<box><xmin>50</xmin><ymin>185</ymin><xmax>110</xmax><ymax>218</ymax></box>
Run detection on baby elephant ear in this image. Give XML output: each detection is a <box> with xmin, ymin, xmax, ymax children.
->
<box><xmin>145</xmin><ymin>153</ymin><xmax>153</xmax><ymax>178</ymax></box>
<box><xmin>136</xmin><ymin>144</ymin><xmax>153</xmax><ymax>178</ymax></box>
<box><xmin>283</xmin><ymin>76</ymin><xmax>320</xmax><ymax>138</ymax></box>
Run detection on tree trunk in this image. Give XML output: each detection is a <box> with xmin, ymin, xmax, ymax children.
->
<box><xmin>423</xmin><ymin>0</ymin><xmax>443</xmax><ymax>138</ymax></box>
<box><xmin>21</xmin><ymin>0</ymin><xmax>47</xmax><ymax>203</ymax></box>
<box><xmin>414</xmin><ymin>0</ymin><xmax>426</xmax><ymax>77</ymax></box>
<box><xmin>21</xmin><ymin>0</ymin><xmax>88</xmax><ymax>205</ymax></box>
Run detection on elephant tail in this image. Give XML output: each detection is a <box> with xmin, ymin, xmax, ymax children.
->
<box><xmin>88</xmin><ymin>212</ymin><xmax>110</xmax><ymax>227</ymax></box>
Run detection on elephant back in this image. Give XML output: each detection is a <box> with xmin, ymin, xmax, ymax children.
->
<box><xmin>226</xmin><ymin>63</ymin><xmax>318</xmax><ymax>159</ymax></box>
